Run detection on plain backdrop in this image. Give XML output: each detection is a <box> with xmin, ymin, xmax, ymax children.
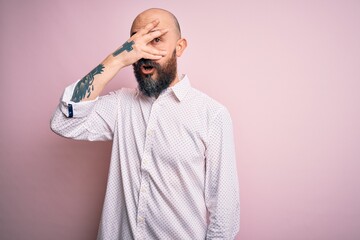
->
<box><xmin>1</xmin><ymin>0</ymin><xmax>360</xmax><ymax>239</ymax></box>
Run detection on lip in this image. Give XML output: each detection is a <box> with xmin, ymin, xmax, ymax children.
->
<box><xmin>140</xmin><ymin>65</ymin><xmax>155</xmax><ymax>75</ymax></box>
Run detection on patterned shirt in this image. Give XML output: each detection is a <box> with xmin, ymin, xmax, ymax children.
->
<box><xmin>51</xmin><ymin>75</ymin><xmax>240</xmax><ymax>239</ymax></box>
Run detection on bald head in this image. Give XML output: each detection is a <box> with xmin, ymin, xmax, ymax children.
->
<box><xmin>131</xmin><ymin>8</ymin><xmax>181</xmax><ymax>38</ymax></box>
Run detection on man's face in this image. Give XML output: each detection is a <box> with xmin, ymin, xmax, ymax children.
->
<box><xmin>131</xmin><ymin>10</ymin><xmax>180</xmax><ymax>97</ymax></box>
<box><xmin>132</xmin><ymin>50</ymin><xmax>177</xmax><ymax>97</ymax></box>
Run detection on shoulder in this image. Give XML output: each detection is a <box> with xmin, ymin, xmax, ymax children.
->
<box><xmin>188</xmin><ymin>87</ymin><xmax>231</xmax><ymax>120</ymax></box>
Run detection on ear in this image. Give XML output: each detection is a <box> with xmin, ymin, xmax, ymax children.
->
<box><xmin>175</xmin><ymin>38</ymin><xmax>187</xmax><ymax>57</ymax></box>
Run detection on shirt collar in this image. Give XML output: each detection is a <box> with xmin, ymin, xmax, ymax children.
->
<box><xmin>170</xmin><ymin>74</ymin><xmax>191</xmax><ymax>102</ymax></box>
<box><xmin>135</xmin><ymin>74</ymin><xmax>191</xmax><ymax>102</ymax></box>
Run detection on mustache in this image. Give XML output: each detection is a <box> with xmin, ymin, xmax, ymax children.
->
<box><xmin>134</xmin><ymin>58</ymin><xmax>161</xmax><ymax>70</ymax></box>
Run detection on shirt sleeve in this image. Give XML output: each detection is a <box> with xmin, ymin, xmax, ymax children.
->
<box><xmin>50</xmin><ymin>79</ymin><xmax>119</xmax><ymax>141</ymax></box>
<box><xmin>205</xmin><ymin>107</ymin><xmax>240</xmax><ymax>239</ymax></box>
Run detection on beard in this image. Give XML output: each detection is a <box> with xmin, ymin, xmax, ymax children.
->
<box><xmin>133</xmin><ymin>50</ymin><xmax>177</xmax><ymax>98</ymax></box>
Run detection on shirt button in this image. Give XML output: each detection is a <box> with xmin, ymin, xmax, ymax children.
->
<box><xmin>147</xmin><ymin>129</ymin><xmax>154</xmax><ymax>136</ymax></box>
<box><xmin>141</xmin><ymin>187</ymin><xmax>146</xmax><ymax>193</ymax></box>
<box><xmin>138</xmin><ymin>217</ymin><xmax>145</xmax><ymax>223</ymax></box>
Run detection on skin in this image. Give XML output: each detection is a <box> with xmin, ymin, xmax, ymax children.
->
<box><xmin>71</xmin><ymin>8</ymin><xmax>187</xmax><ymax>103</ymax></box>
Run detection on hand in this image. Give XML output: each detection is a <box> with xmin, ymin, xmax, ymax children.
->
<box><xmin>111</xmin><ymin>19</ymin><xmax>168</xmax><ymax>67</ymax></box>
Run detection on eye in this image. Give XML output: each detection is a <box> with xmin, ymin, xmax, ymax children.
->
<box><xmin>153</xmin><ymin>37</ymin><xmax>161</xmax><ymax>43</ymax></box>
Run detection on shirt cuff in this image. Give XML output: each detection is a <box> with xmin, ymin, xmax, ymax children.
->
<box><xmin>59</xmin><ymin>79</ymin><xmax>99</xmax><ymax>118</ymax></box>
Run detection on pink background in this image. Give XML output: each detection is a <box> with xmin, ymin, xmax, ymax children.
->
<box><xmin>1</xmin><ymin>0</ymin><xmax>360</xmax><ymax>239</ymax></box>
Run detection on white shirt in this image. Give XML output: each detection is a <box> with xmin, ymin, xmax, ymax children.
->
<box><xmin>51</xmin><ymin>75</ymin><xmax>240</xmax><ymax>240</ymax></box>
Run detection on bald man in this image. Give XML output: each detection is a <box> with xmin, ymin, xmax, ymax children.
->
<box><xmin>51</xmin><ymin>8</ymin><xmax>240</xmax><ymax>240</ymax></box>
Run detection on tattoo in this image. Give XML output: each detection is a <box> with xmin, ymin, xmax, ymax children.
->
<box><xmin>112</xmin><ymin>41</ymin><xmax>135</xmax><ymax>56</ymax></box>
<box><xmin>70</xmin><ymin>64</ymin><xmax>105</xmax><ymax>102</ymax></box>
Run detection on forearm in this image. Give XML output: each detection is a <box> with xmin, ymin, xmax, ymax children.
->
<box><xmin>71</xmin><ymin>54</ymin><xmax>125</xmax><ymax>102</ymax></box>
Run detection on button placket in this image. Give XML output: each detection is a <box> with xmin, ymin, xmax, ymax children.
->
<box><xmin>136</xmin><ymin>101</ymin><xmax>159</xmax><ymax>238</ymax></box>
<box><xmin>142</xmin><ymin>101</ymin><xmax>158</xmax><ymax>171</ymax></box>
<box><xmin>137</xmin><ymin>100</ymin><xmax>161</xmax><ymax>238</ymax></box>
<box><xmin>136</xmin><ymin>172</ymin><xmax>149</xmax><ymax>240</ymax></box>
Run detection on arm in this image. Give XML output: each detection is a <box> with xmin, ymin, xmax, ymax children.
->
<box><xmin>50</xmin><ymin>20</ymin><xmax>168</xmax><ymax>140</ymax></box>
<box><xmin>205</xmin><ymin>108</ymin><xmax>240</xmax><ymax>239</ymax></box>
<box><xmin>71</xmin><ymin>19</ymin><xmax>168</xmax><ymax>103</ymax></box>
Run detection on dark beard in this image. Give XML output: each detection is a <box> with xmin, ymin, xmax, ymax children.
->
<box><xmin>133</xmin><ymin>50</ymin><xmax>177</xmax><ymax>98</ymax></box>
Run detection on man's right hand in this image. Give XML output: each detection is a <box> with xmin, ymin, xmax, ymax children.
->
<box><xmin>111</xmin><ymin>19</ymin><xmax>168</xmax><ymax>68</ymax></box>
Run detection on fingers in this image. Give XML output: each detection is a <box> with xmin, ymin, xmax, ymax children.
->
<box><xmin>133</xmin><ymin>21</ymin><xmax>168</xmax><ymax>58</ymax></box>
<box><xmin>135</xmin><ymin>19</ymin><xmax>168</xmax><ymax>43</ymax></box>
<box><xmin>141</xmin><ymin>53</ymin><xmax>163</xmax><ymax>60</ymax></box>
<box><xmin>142</xmin><ymin>45</ymin><xmax>167</xmax><ymax>57</ymax></box>
<box><xmin>142</xmin><ymin>28</ymin><xmax>169</xmax><ymax>43</ymax></box>
<box><xmin>144</xmin><ymin>19</ymin><xmax>160</xmax><ymax>32</ymax></box>
<box><xmin>137</xmin><ymin>19</ymin><xmax>160</xmax><ymax>36</ymax></box>
<box><xmin>115</xmin><ymin>20</ymin><xmax>168</xmax><ymax>66</ymax></box>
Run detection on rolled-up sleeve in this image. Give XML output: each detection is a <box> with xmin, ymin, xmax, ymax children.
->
<box><xmin>205</xmin><ymin>108</ymin><xmax>240</xmax><ymax>239</ymax></box>
<box><xmin>50</xmin><ymin>79</ymin><xmax>119</xmax><ymax>141</ymax></box>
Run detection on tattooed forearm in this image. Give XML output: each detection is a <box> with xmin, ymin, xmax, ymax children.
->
<box><xmin>112</xmin><ymin>41</ymin><xmax>135</xmax><ymax>56</ymax></box>
<box><xmin>70</xmin><ymin>41</ymin><xmax>133</xmax><ymax>102</ymax></box>
<box><xmin>70</xmin><ymin>64</ymin><xmax>105</xmax><ymax>102</ymax></box>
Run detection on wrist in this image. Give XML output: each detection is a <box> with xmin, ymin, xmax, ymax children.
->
<box><xmin>102</xmin><ymin>54</ymin><xmax>126</xmax><ymax>71</ymax></box>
